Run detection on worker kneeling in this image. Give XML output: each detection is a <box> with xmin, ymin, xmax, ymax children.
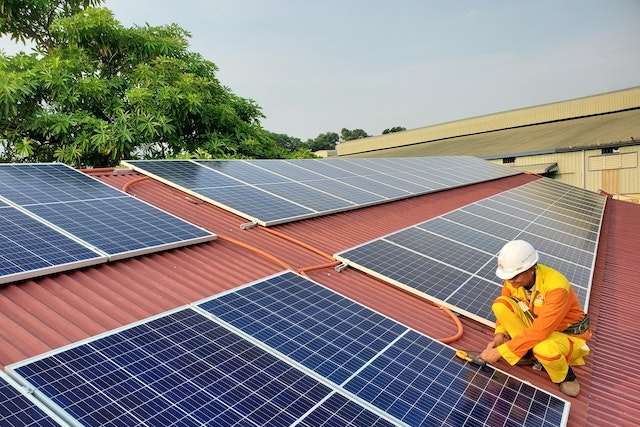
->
<box><xmin>479</xmin><ymin>240</ymin><xmax>591</xmax><ymax>397</ymax></box>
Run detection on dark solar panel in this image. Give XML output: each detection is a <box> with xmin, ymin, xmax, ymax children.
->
<box><xmin>124</xmin><ymin>157</ymin><xmax>521</xmax><ymax>226</ymax></box>
<box><xmin>336</xmin><ymin>178</ymin><xmax>606</xmax><ymax>324</ymax></box>
<box><xmin>197</xmin><ymin>271</ymin><xmax>570</xmax><ymax>426</ymax></box>
<box><xmin>9</xmin><ymin>271</ymin><xmax>570</xmax><ymax>426</ymax></box>
<box><xmin>0</xmin><ymin>371</ymin><xmax>65</xmax><ymax>426</ymax></box>
<box><xmin>0</xmin><ymin>204</ymin><xmax>106</xmax><ymax>285</ymax></box>
<box><xmin>0</xmin><ymin>163</ymin><xmax>215</xmax><ymax>282</ymax></box>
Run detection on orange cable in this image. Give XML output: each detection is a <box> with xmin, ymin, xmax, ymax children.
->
<box><xmin>437</xmin><ymin>305</ymin><xmax>464</xmax><ymax>343</ymax></box>
<box><xmin>120</xmin><ymin>178</ymin><xmax>463</xmax><ymax>343</ymax></box>
<box><xmin>122</xmin><ymin>176</ymin><xmax>149</xmax><ymax>193</ymax></box>
<box><xmin>298</xmin><ymin>260</ymin><xmax>342</xmax><ymax>276</ymax></box>
<box><xmin>216</xmin><ymin>234</ymin><xmax>295</xmax><ymax>272</ymax></box>
<box><xmin>258</xmin><ymin>226</ymin><xmax>334</xmax><ymax>260</ymax></box>
<box><xmin>258</xmin><ymin>226</ymin><xmax>464</xmax><ymax>343</ymax></box>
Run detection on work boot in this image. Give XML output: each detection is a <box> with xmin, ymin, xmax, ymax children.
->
<box><xmin>559</xmin><ymin>367</ymin><xmax>580</xmax><ymax>397</ymax></box>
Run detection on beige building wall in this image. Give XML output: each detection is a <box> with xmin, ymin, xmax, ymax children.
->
<box><xmin>337</xmin><ymin>86</ymin><xmax>640</xmax><ymax>156</ymax></box>
<box><xmin>490</xmin><ymin>145</ymin><xmax>640</xmax><ymax>200</ymax></box>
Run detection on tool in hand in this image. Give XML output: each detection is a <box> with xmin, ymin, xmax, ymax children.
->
<box><xmin>455</xmin><ymin>350</ymin><xmax>486</xmax><ymax>367</ymax></box>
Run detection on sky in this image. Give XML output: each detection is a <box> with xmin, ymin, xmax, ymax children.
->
<box><xmin>2</xmin><ymin>0</ymin><xmax>640</xmax><ymax>141</ymax></box>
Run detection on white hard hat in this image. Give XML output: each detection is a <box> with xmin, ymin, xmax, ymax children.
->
<box><xmin>496</xmin><ymin>240</ymin><xmax>539</xmax><ymax>280</ymax></box>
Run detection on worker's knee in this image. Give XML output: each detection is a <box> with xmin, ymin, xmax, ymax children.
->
<box><xmin>492</xmin><ymin>296</ymin><xmax>518</xmax><ymax>316</ymax></box>
<box><xmin>532</xmin><ymin>339</ymin><xmax>562</xmax><ymax>360</ymax></box>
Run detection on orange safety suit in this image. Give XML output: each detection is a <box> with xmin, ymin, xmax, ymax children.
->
<box><xmin>493</xmin><ymin>264</ymin><xmax>591</xmax><ymax>383</ymax></box>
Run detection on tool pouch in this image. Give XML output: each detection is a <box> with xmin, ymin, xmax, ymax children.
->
<box><xmin>564</xmin><ymin>314</ymin><xmax>590</xmax><ymax>335</ymax></box>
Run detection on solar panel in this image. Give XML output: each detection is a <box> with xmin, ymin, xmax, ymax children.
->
<box><xmin>123</xmin><ymin>157</ymin><xmax>521</xmax><ymax>226</ymax></box>
<box><xmin>8</xmin><ymin>307</ymin><xmax>395</xmax><ymax>427</ymax></box>
<box><xmin>196</xmin><ymin>271</ymin><xmax>570</xmax><ymax>426</ymax></box>
<box><xmin>8</xmin><ymin>271</ymin><xmax>570</xmax><ymax>426</ymax></box>
<box><xmin>0</xmin><ymin>202</ymin><xmax>106</xmax><ymax>285</ymax></box>
<box><xmin>335</xmin><ymin>178</ymin><xmax>606</xmax><ymax>325</ymax></box>
<box><xmin>0</xmin><ymin>164</ymin><xmax>216</xmax><ymax>278</ymax></box>
<box><xmin>0</xmin><ymin>370</ymin><xmax>66</xmax><ymax>426</ymax></box>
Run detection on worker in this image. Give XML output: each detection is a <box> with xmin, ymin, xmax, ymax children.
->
<box><xmin>478</xmin><ymin>240</ymin><xmax>591</xmax><ymax>397</ymax></box>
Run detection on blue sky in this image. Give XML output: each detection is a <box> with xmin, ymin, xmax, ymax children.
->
<box><xmin>2</xmin><ymin>0</ymin><xmax>639</xmax><ymax>141</ymax></box>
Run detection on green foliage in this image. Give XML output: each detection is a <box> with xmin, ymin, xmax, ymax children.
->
<box><xmin>0</xmin><ymin>2</ymin><xmax>303</xmax><ymax>166</ymax></box>
<box><xmin>307</xmin><ymin>132</ymin><xmax>339</xmax><ymax>151</ymax></box>
<box><xmin>382</xmin><ymin>126</ymin><xmax>406</xmax><ymax>134</ymax></box>
<box><xmin>340</xmin><ymin>128</ymin><xmax>369</xmax><ymax>142</ymax></box>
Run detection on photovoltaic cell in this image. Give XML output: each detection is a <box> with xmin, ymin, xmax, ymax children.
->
<box><xmin>198</xmin><ymin>272</ymin><xmax>408</xmax><ymax>385</ymax></box>
<box><xmin>197</xmin><ymin>271</ymin><xmax>570</xmax><ymax>426</ymax></box>
<box><xmin>0</xmin><ymin>204</ymin><xmax>106</xmax><ymax>285</ymax></box>
<box><xmin>0</xmin><ymin>371</ymin><xmax>64</xmax><ymax>427</ymax></box>
<box><xmin>335</xmin><ymin>178</ymin><xmax>606</xmax><ymax>325</ymax></box>
<box><xmin>0</xmin><ymin>163</ymin><xmax>215</xmax><ymax>282</ymax></box>
<box><xmin>25</xmin><ymin>198</ymin><xmax>214</xmax><ymax>260</ymax></box>
<box><xmin>9</xmin><ymin>308</ymin><xmax>362</xmax><ymax>427</ymax></box>
<box><xmin>123</xmin><ymin>157</ymin><xmax>521</xmax><ymax>226</ymax></box>
<box><xmin>9</xmin><ymin>271</ymin><xmax>570</xmax><ymax>426</ymax></box>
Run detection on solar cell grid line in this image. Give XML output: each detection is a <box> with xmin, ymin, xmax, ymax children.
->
<box><xmin>361</xmin><ymin>172</ymin><xmax>437</xmax><ymax>194</ymax></box>
<box><xmin>0</xmin><ymin>370</ymin><xmax>69</xmax><ymax>427</ymax></box>
<box><xmin>25</xmin><ymin>197</ymin><xmax>215</xmax><ymax>260</ymax></box>
<box><xmin>303</xmin><ymin>178</ymin><xmax>387</xmax><ymax>206</ymax></box>
<box><xmin>196</xmin><ymin>271</ymin><xmax>409</xmax><ymax>386</ymax></box>
<box><xmin>294</xmin><ymin>393</ymin><xmax>397</xmax><ymax>427</ymax></box>
<box><xmin>0</xmin><ymin>202</ymin><xmax>106</xmax><ymax>285</ymax></box>
<box><xmin>196</xmin><ymin>160</ymin><xmax>293</xmax><ymax>184</ymax></box>
<box><xmin>258</xmin><ymin>181</ymin><xmax>357</xmax><ymax>212</ymax></box>
<box><xmin>285</xmin><ymin>159</ymin><xmax>363</xmax><ymax>179</ymax></box>
<box><xmin>0</xmin><ymin>163</ymin><xmax>121</xmax><ymax>206</ymax></box>
<box><xmin>335</xmin><ymin>176</ymin><xmax>605</xmax><ymax>326</ymax></box>
<box><xmin>415</xmin><ymin>217</ymin><xmax>508</xmax><ymax>255</ymax></box>
<box><xmin>125</xmin><ymin>159</ymin><xmax>245</xmax><ymax>189</ymax></box>
<box><xmin>10</xmin><ymin>307</ymin><xmax>379</xmax><ymax>427</ymax></box>
<box><xmin>194</xmin><ymin>271</ymin><xmax>570</xmax><ymax>427</ymax></box>
<box><xmin>239</xmin><ymin>159</ymin><xmax>333</xmax><ymax>183</ymax></box>
<box><xmin>343</xmin><ymin>330</ymin><xmax>569</xmax><ymax>427</ymax></box>
<box><xmin>195</xmin><ymin>186</ymin><xmax>316</xmax><ymax>224</ymax></box>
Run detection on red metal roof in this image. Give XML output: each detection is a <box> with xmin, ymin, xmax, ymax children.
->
<box><xmin>1</xmin><ymin>167</ymin><xmax>638</xmax><ymax>426</ymax></box>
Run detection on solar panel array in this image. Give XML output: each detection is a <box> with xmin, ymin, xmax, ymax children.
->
<box><xmin>8</xmin><ymin>271</ymin><xmax>570</xmax><ymax>426</ymax></box>
<box><xmin>335</xmin><ymin>178</ymin><xmax>606</xmax><ymax>326</ymax></box>
<box><xmin>0</xmin><ymin>370</ymin><xmax>66</xmax><ymax>426</ymax></box>
<box><xmin>0</xmin><ymin>163</ymin><xmax>216</xmax><ymax>285</ymax></box>
<box><xmin>123</xmin><ymin>157</ymin><xmax>521</xmax><ymax>226</ymax></box>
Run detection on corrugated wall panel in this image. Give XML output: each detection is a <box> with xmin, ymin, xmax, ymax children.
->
<box><xmin>338</xmin><ymin>87</ymin><xmax>640</xmax><ymax>155</ymax></box>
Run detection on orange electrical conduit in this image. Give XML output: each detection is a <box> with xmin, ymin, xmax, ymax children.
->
<box><xmin>121</xmin><ymin>176</ymin><xmax>464</xmax><ymax>343</ymax></box>
<box><xmin>122</xmin><ymin>176</ymin><xmax>149</xmax><ymax>193</ymax></box>
<box><xmin>257</xmin><ymin>226</ymin><xmax>463</xmax><ymax>343</ymax></box>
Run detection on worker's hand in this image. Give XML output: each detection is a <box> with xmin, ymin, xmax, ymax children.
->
<box><xmin>479</xmin><ymin>347</ymin><xmax>501</xmax><ymax>364</ymax></box>
<box><xmin>485</xmin><ymin>333</ymin><xmax>507</xmax><ymax>350</ymax></box>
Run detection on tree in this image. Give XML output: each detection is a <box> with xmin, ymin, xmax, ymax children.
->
<box><xmin>270</xmin><ymin>132</ymin><xmax>303</xmax><ymax>151</ymax></box>
<box><xmin>0</xmin><ymin>1</ymin><xmax>301</xmax><ymax>166</ymax></box>
<box><xmin>340</xmin><ymin>128</ymin><xmax>369</xmax><ymax>142</ymax></box>
<box><xmin>307</xmin><ymin>132</ymin><xmax>339</xmax><ymax>151</ymax></box>
<box><xmin>382</xmin><ymin>126</ymin><xmax>406</xmax><ymax>134</ymax></box>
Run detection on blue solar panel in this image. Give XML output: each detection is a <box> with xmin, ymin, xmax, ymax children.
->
<box><xmin>25</xmin><ymin>198</ymin><xmax>214</xmax><ymax>260</ymax></box>
<box><xmin>9</xmin><ymin>306</ymin><xmax>394</xmax><ymax>427</ymax></box>
<box><xmin>0</xmin><ymin>204</ymin><xmax>105</xmax><ymax>285</ymax></box>
<box><xmin>124</xmin><ymin>157</ymin><xmax>521</xmax><ymax>226</ymax></box>
<box><xmin>335</xmin><ymin>178</ymin><xmax>606</xmax><ymax>325</ymax></box>
<box><xmin>9</xmin><ymin>271</ymin><xmax>570</xmax><ymax>426</ymax></box>
<box><xmin>196</xmin><ymin>271</ymin><xmax>570</xmax><ymax>427</ymax></box>
<box><xmin>0</xmin><ymin>163</ymin><xmax>119</xmax><ymax>205</ymax></box>
<box><xmin>198</xmin><ymin>272</ymin><xmax>408</xmax><ymax>385</ymax></box>
<box><xmin>0</xmin><ymin>163</ymin><xmax>216</xmax><ymax>278</ymax></box>
<box><xmin>344</xmin><ymin>330</ymin><xmax>568</xmax><ymax>426</ymax></box>
<box><xmin>0</xmin><ymin>371</ymin><xmax>65</xmax><ymax>426</ymax></box>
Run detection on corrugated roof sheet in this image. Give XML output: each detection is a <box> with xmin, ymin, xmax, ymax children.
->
<box><xmin>1</xmin><ymin>167</ymin><xmax>639</xmax><ymax>426</ymax></box>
